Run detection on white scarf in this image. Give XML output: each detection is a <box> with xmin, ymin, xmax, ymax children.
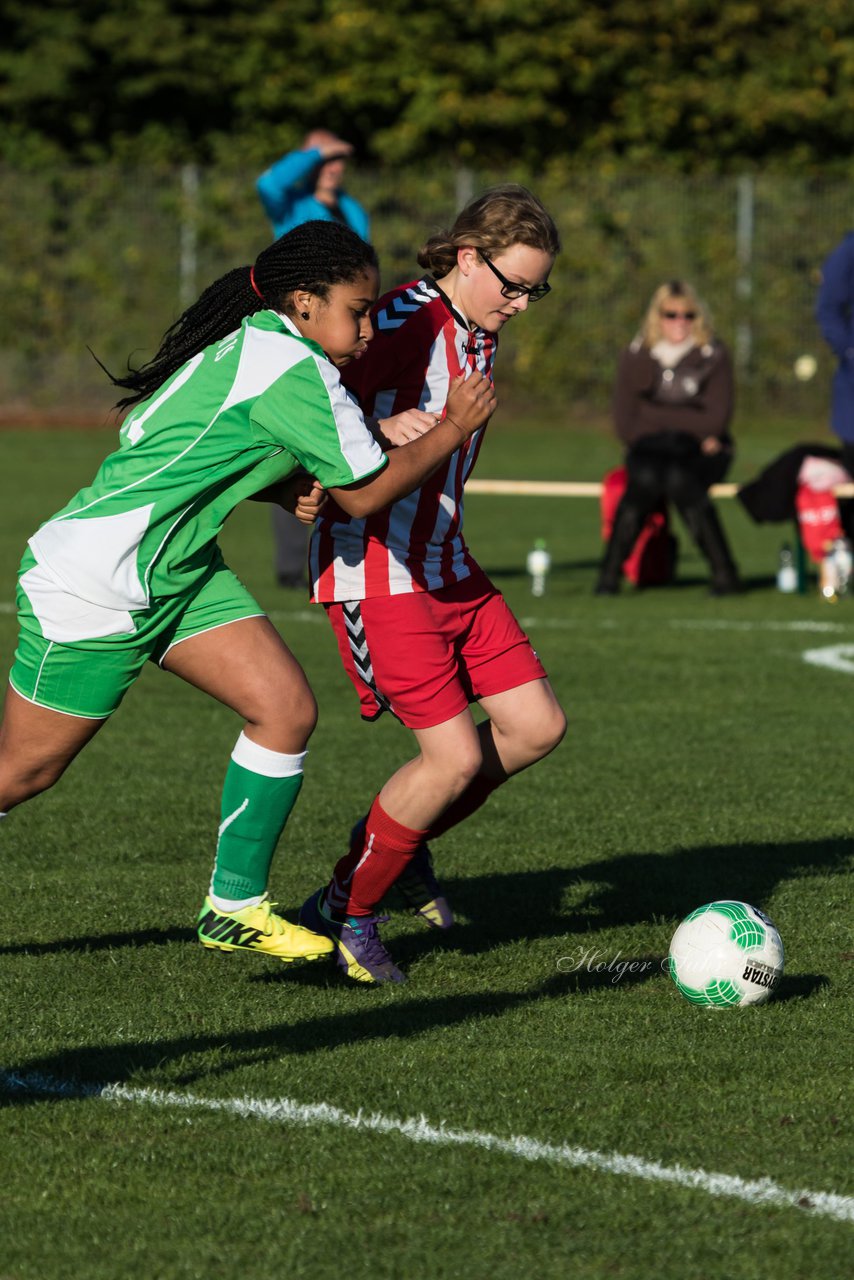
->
<box><xmin>650</xmin><ymin>337</ymin><xmax>696</xmax><ymax>368</ymax></box>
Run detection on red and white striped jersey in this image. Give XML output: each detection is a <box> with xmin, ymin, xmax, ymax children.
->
<box><xmin>310</xmin><ymin>276</ymin><xmax>496</xmax><ymax>602</ymax></box>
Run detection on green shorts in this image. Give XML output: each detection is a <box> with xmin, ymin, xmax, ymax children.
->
<box><xmin>9</xmin><ymin>549</ymin><xmax>264</xmax><ymax>719</ymax></box>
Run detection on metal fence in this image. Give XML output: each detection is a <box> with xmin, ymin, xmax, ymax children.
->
<box><xmin>0</xmin><ymin>163</ymin><xmax>850</xmax><ymax>420</ymax></box>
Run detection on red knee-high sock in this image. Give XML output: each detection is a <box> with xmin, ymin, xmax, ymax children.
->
<box><xmin>428</xmin><ymin>774</ymin><xmax>503</xmax><ymax>839</ymax></box>
<box><xmin>326</xmin><ymin>795</ymin><xmax>429</xmax><ymax>917</ymax></box>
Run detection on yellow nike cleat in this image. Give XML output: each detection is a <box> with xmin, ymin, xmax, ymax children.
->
<box><xmin>197</xmin><ymin>894</ymin><xmax>335</xmax><ymax>962</ymax></box>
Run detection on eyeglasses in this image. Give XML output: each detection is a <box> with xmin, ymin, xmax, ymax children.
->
<box><xmin>661</xmin><ymin>309</ymin><xmax>696</xmax><ymax>320</ymax></box>
<box><xmin>480</xmin><ymin>253</ymin><xmax>551</xmax><ymax>302</ymax></box>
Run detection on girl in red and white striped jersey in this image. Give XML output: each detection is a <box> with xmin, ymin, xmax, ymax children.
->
<box><xmin>301</xmin><ymin>186</ymin><xmax>567</xmax><ymax>984</ymax></box>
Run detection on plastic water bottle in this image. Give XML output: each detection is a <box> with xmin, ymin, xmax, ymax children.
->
<box><xmin>832</xmin><ymin>536</ymin><xmax>853</xmax><ymax>597</ymax></box>
<box><xmin>526</xmin><ymin>539</ymin><xmax>551</xmax><ymax>596</ymax></box>
<box><xmin>776</xmin><ymin>543</ymin><xmax>798</xmax><ymax>593</ymax></box>
<box><xmin>819</xmin><ymin>538</ymin><xmax>852</xmax><ymax>601</ymax></box>
<box><xmin>820</xmin><ymin>544</ymin><xmax>838</xmax><ymax>601</ymax></box>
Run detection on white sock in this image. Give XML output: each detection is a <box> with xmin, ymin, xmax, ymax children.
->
<box><xmin>231</xmin><ymin>732</ymin><xmax>307</xmax><ymax>777</ymax></box>
<box><xmin>209</xmin><ymin>891</ymin><xmax>265</xmax><ymax>913</ymax></box>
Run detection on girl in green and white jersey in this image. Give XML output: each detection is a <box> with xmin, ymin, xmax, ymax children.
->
<box><xmin>0</xmin><ymin>219</ymin><xmax>495</xmax><ymax>963</ymax></box>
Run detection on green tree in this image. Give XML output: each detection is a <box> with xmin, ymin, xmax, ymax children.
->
<box><xmin>3</xmin><ymin>0</ymin><xmax>854</xmax><ymax>170</ymax></box>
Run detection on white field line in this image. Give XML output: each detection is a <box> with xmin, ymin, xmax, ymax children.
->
<box><xmin>5</xmin><ymin>600</ymin><xmax>854</xmax><ymax>686</ymax></box>
<box><xmin>2</xmin><ymin>597</ymin><xmax>854</xmax><ymax>637</ymax></box>
<box><xmin>8</xmin><ymin>604</ymin><xmax>850</xmax><ymax>634</ymax></box>
<box><xmin>668</xmin><ymin>619</ymin><xmax>849</xmax><ymax>633</ymax></box>
<box><xmin>516</xmin><ymin>616</ymin><xmax>854</xmax><ymax>634</ymax></box>
<box><xmin>2</xmin><ymin>1072</ymin><xmax>852</xmax><ymax>1224</ymax></box>
<box><xmin>802</xmin><ymin>643</ymin><xmax>854</xmax><ymax>675</ymax></box>
<box><xmin>6</xmin><ymin>598</ymin><xmax>854</xmax><ymax>666</ymax></box>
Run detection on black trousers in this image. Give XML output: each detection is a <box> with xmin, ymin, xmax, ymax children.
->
<box><xmin>598</xmin><ymin>433</ymin><xmax>739</xmax><ymax>590</ymax></box>
<box><xmin>271</xmin><ymin>506</ymin><xmax>310</xmax><ymax>588</ymax></box>
<box><xmin>625</xmin><ymin>434</ymin><xmax>730</xmax><ymax>509</ymax></box>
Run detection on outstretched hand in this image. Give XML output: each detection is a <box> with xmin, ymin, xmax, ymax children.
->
<box><xmin>444</xmin><ymin>370</ymin><xmax>497</xmax><ymax>439</ymax></box>
<box><xmin>319</xmin><ymin>138</ymin><xmax>354</xmax><ymax>160</ymax></box>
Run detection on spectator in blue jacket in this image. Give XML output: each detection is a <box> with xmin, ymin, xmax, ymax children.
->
<box><xmin>816</xmin><ymin>232</ymin><xmax>854</xmax><ymax>475</ymax></box>
<box><xmin>257</xmin><ymin>129</ymin><xmax>371</xmax><ymax>586</ymax></box>
<box><xmin>257</xmin><ymin>130</ymin><xmax>370</xmax><ymax>243</ymax></box>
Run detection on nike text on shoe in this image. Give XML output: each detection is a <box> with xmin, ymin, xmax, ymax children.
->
<box><xmin>299</xmin><ymin>888</ymin><xmax>406</xmax><ymax>984</ymax></box>
<box><xmin>197</xmin><ymin>895</ymin><xmax>334</xmax><ymax>963</ymax></box>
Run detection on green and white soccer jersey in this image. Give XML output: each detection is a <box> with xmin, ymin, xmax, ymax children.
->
<box><xmin>20</xmin><ymin>311</ymin><xmax>386</xmax><ymax>642</ymax></box>
<box><xmin>10</xmin><ymin>311</ymin><xmax>386</xmax><ymax>717</ymax></box>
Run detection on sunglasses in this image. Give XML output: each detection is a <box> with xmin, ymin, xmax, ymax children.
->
<box><xmin>661</xmin><ymin>309</ymin><xmax>696</xmax><ymax>320</ymax></box>
<box><xmin>480</xmin><ymin>253</ymin><xmax>551</xmax><ymax>302</ymax></box>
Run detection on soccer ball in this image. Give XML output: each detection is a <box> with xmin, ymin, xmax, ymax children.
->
<box><xmin>668</xmin><ymin>900</ymin><xmax>785</xmax><ymax>1007</ymax></box>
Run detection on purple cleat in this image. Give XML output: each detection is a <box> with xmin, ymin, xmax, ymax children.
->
<box><xmin>299</xmin><ymin>888</ymin><xmax>406</xmax><ymax>984</ymax></box>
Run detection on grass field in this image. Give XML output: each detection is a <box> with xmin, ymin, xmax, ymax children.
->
<box><xmin>1</xmin><ymin>415</ymin><xmax>852</xmax><ymax>1280</ymax></box>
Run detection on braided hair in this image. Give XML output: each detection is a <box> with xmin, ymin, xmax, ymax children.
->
<box><xmin>110</xmin><ymin>221</ymin><xmax>379</xmax><ymax>410</ymax></box>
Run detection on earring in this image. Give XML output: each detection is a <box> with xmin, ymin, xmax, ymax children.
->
<box><xmin>300</xmin><ymin>311</ymin><xmax>310</xmax><ymax>320</ymax></box>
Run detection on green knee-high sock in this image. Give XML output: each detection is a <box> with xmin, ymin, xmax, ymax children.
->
<box><xmin>211</xmin><ymin>733</ymin><xmax>306</xmax><ymax>900</ymax></box>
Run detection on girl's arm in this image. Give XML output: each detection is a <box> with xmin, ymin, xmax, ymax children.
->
<box><xmin>329</xmin><ymin>372</ymin><xmax>495</xmax><ymax>518</ymax></box>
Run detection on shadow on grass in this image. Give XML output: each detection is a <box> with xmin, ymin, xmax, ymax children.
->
<box><xmin>774</xmin><ymin>973</ymin><xmax>829</xmax><ymax>1002</ymax></box>
<box><xmin>380</xmin><ymin>833</ymin><xmax>852</xmax><ymax>969</ymax></box>
<box><xmin>3</xmin><ymin>833</ymin><xmax>846</xmax><ymax>971</ymax></box>
<box><xmin>0</xmin><ymin>834</ymin><xmax>843</xmax><ymax>1103</ymax></box>
<box><xmin>0</xmin><ymin>963</ymin><xmax>661</xmax><ymax>1104</ymax></box>
<box><xmin>0</xmin><ymin>926</ymin><xmax>193</xmax><ymax>957</ymax></box>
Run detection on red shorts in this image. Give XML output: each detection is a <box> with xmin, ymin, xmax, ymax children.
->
<box><xmin>325</xmin><ymin>569</ymin><xmax>547</xmax><ymax>729</ymax></box>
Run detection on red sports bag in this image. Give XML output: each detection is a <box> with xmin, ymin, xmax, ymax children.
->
<box><xmin>601</xmin><ymin>467</ymin><xmax>678</xmax><ymax>587</ymax></box>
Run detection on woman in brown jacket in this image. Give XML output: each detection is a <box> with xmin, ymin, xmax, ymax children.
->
<box><xmin>595</xmin><ymin>280</ymin><xmax>741</xmax><ymax>595</ymax></box>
